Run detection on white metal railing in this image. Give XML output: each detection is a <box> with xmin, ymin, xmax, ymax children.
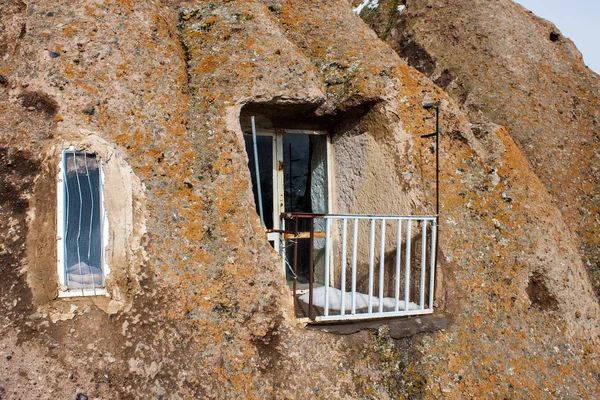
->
<box><xmin>287</xmin><ymin>214</ymin><xmax>437</xmax><ymax>322</ymax></box>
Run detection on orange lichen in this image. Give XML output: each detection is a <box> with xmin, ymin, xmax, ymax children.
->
<box><xmin>62</xmin><ymin>22</ymin><xmax>80</xmax><ymax>38</ymax></box>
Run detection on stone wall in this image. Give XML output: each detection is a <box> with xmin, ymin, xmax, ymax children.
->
<box><xmin>0</xmin><ymin>0</ymin><xmax>598</xmax><ymax>398</ymax></box>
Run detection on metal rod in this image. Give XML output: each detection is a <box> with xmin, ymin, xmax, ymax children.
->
<box><xmin>429</xmin><ymin>220</ymin><xmax>437</xmax><ymax>310</ymax></box>
<box><xmin>404</xmin><ymin>220</ymin><xmax>412</xmax><ymax>311</ymax></box>
<box><xmin>422</xmin><ymin>105</ymin><xmax>441</xmax><ymax>314</ymax></box>
<box><xmin>421</xmin><ymin>104</ymin><xmax>440</xmax><ymax>215</ymax></box>
<box><xmin>308</xmin><ymin>218</ymin><xmax>315</xmax><ymax>320</ymax></box>
<box><xmin>323</xmin><ymin>218</ymin><xmax>331</xmax><ymax>316</ymax></box>
<box><xmin>378</xmin><ymin>219</ymin><xmax>386</xmax><ymax>313</ymax></box>
<box><xmin>288</xmin><ymin>142</ymin><xmax>293</xmax><ymax>211</ymax></box>
<box><xmin>351</xmin><ymin>218</ymin><xmax>358</xmax><ymax>315</ymax></box>
<box><xmin>435</xmin><ymin>106</ymin><xmax>439</xmax><ymax>215</ymax></box>
<box><xmin>281</xmin><ymin>212</ymin><xmax>326</xmax><ymax>218</ymax></box>
<box><xmin>293</xmin><ymin>217</ymin><xmax>298</xmax><ymax>317</ymax></box>
<box><xmin>434</xmin><ymin>107</ymin><xmax>440</xmax><ymax>314</ymax></box>
<box><xmin>368</xmin><ymin>218</ymin><xmax>375</xmax><ymax>314</ymax></box>
<box><xmin>394</xmin><ymin>219</ymin><xmax>402</xmax><ymax>312</ymax></box>
<box><xmin>420</xmin><ymin>220</ymin><xmax>427</xmax><ymax>309</ymax></box>
<box><xmin>250</xmin><ymin>116</ymin><xmax>265</xmax><ymax>227</ymax></box>
<box><xmin>429</xmin><ymin>106</ymin><xmax>440</xmax><ymax>316</ymax></box>
<box><xmin>340</xmin><ymin>218</ymin><xmax>348</xmax><ymax>316</ymax></box>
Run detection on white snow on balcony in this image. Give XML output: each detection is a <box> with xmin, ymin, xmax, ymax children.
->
<box><xmin>353</xmin><ymin>0</ymin><xmax>379</xmax><ymax>15</ymax></box>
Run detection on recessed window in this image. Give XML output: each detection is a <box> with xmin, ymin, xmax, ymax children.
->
<box><xmin>57</xmin><ymin>149</ymin><xmax>108</xmax><ymax>297</ymax></box>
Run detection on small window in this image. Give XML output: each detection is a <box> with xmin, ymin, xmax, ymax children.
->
<box><xmin>56</xmin><ymin>149</ymin><xmax>108</xmax><ymax>297</ymax></box>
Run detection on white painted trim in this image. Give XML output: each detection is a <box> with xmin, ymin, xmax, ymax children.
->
<box><xmin>56</xmin><ymin>155</ymin><xmax>66</xmax><ymax>289</ymax></box>
<box><xmin>99</xmin><ymin>159</ymin><xmax>110</xmax><ymax>284</ymax></box>
<box><xmin>274</xmin><ymin>133</ymin><xmax>284</xmax><ymax>269</ymax></box>
<box><xmin>325</xmin><ymin>136</ymin><xmax>335</xmax><ymax>288</ymax></box>
<box><xmin>274</xmin><ymin>133</ymin><xmax>284</xmax><ymax>232</ymax></box>
<box><xmin>58</xmin><ymin>288</ymin><xmax>110</xmax><ymax>298</ymax></box>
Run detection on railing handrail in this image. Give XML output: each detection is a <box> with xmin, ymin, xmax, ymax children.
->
<box><xmin>281</xmin><ymin>213</ymin><xmax>437</xmax><ymax>221</ymax></box>
<box><xmin>324</xmin><ymin>214</ymin><xmax>437</xmax><ymax>221</ymax></box>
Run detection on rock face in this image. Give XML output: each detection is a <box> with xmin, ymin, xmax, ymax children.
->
<box><xmin>0</xmin><ymin>0</ymin><xmax>598</xmax><ymax>399</ymax></box>
<box><xmin>357</xmin><ymin>0</ymin><xmax>600</xmax><ymax>299</ymax></box>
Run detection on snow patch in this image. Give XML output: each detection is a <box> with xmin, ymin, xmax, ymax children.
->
<box><xmin>299</xmin><ymin>286</ymin><xmax>420</xmax><ymax>311</ymax></box>
<box><xmin>353</xmin><ymin>0</ymin><xmax>379</xmax><ymax>15</ymax></box>
<box><xmin>368</xmin><ymin>0</ymin><xmax>380</xmax><ymax>10</ymax></box>
<box><xmin>397</xmin><ymin>5</ymin><xmax>406</xmax><ymax>13</ymax></box>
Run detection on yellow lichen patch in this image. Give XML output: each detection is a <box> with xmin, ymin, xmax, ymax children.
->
<box><xmin>62</xmin><ymin>21</ymin><xmax>81</xmax><ymax>38</ymax></box>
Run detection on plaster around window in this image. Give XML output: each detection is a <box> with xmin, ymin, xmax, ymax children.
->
<box><xmin>25</xmin><ymin>135</ymin><xmax>147</xmax><ymax>317</ymax></box>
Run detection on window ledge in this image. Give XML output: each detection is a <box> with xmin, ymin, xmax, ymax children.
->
<box><xmin>58</xmin><ymin>288</ymin><xmax>110</xmax><ymax>298</ymax></box>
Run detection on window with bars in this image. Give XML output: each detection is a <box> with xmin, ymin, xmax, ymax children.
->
<box><xmin>57</xmin><ymin>149</ymin><xmax>108</xmax><ymax>297</ymax></box>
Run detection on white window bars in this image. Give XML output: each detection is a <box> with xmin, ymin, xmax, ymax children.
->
<box><xmin>56</xmin><ymin>149</ymin><xmax>109</xmax><ymax>297</ymax></box>
<box><xmin>286</xmin><ymin>214</ymin><xmax>437</xmax><ymax>322</ymax></box>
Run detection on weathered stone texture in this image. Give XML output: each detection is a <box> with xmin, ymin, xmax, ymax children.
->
<box><xmin>0</xmin><ymin>0</ymin><xmax>598</xmax><ymax>398</ymax></box>
<box><xmin>358</xmin><ymin>0</ymin><xmax>600</xmax><ymax>299</ymax></box>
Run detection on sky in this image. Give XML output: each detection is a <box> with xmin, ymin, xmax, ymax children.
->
<box><xmin>515</xmin><ymin>0</ymin><xmax>600</xmax><ymax>74</ymax></box>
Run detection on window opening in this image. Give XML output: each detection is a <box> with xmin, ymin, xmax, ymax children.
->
<box><xmin>57</xmin><ymin>149</ymin><xmax>108</xmax><ymax>297</ymax></box>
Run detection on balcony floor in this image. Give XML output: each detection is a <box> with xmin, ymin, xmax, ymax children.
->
<box><xmin>305</xmin><ymin>314</ymin><xmax>448</xmax><ymax>338</ymax></box>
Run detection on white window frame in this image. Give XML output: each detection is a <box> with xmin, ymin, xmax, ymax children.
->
<box><xmin>56</xmin><ymin>147</ymin><xmax>110</xmax><ymax>298</ymax></box>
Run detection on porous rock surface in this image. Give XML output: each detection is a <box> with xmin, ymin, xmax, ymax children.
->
<box><xmin>0</xmin><ymin>0</ymin><xmax>598</xmax><ymax>399</ymax></box>
<box><xmin>357</xmin><ymin>0</ymin><xmax>600</xmax><ymax>299</ymax></box>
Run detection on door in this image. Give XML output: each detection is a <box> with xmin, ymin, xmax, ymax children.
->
<box><xmin>243</xmin><ymin>132</ymin><xmax>283</xmax><ymax>250</ymax></box>
<box><xmin>244</xmin><ymin>129</ymin><xmax>331</xmax><ymax>283</ymax></box>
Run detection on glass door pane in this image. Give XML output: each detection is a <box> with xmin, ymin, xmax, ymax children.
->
<box><xmin>282</xmin><ymin>134</ymin><xmax>329</xmax><ymax>287</ymax></box>
<box><xmin>283</xmin><ymin>134</ymin><xmax>311</xmax><ymax>213</ymax></box>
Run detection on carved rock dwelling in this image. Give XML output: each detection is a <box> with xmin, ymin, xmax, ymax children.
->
<box><xmin>0</xmin><ymin>0</ymin><xmax>598</xmax><ymax>398</ymax></box>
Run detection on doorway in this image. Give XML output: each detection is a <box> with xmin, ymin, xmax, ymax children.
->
<box><xmin>243</xmin><ymin>129</ymin><xmax>331</xmax><ymax>287</ymax></box>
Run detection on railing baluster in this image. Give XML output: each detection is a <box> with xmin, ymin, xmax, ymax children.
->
<box><xmin>368</xmin><ymin>219</ymin><xmax>376</xmax><ymax>314</ymax></box>
<box><xmin>290</xmin><ymin>214</ymin><xmax>437</xmax><ymax>322</ymax></box>
<box><xmin>351</xmin><ymin>218</ymin><xmax>358</xmax><ymax>315</ymax></box>
<box><xmin>309</xmin><ymin>218</ymin><xmax>314</xmax><ymax>320</ymax></box>
<box><xmin>404</xmin><ymin>219</ymin><xmax>412</xmax><ymax>311</ymax></box>
<box><xmin>429</xmin><ymin>219</ymin><xmax>437</xmax><ymax>310</ymax></box>
<box><xmin>340</xmin><ymin>218</ymin><xmax>348</xmax><ymax>316</ymax></box>
<box><xmin>378</xmin><ymin>219</ymin><xmax>386</xmax><ymax>313</ymax></box>
<box><xmin>394</xmin><ymin>219</ymin><xmax>402</xmax><ymax>311</ymax></box>
<box><xmin>324</xmin><ymin>217</ymin><xmax>331</xmax><ymax>317</ymax></box>
<box><xmin>293</xmin><ymin>217</ymin><xmax>299</xmax><ymax>317</ymax></box>
<box><xmin>420</xmin><ymin>219</ymin><xmax>427</xmax><ymax>310</ymax></box>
